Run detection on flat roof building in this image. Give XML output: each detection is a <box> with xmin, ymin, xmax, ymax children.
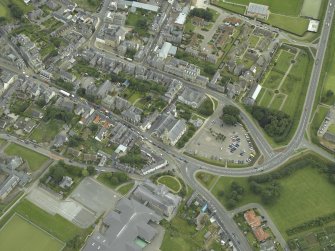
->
<box><xmin>308</xmin><ymin>19</ymin><xmax>320</xmax><ymax>32</ymax></box>
<box><xmin>246</xmin><ymin>3</ymin><xmax>270</xmax><ymax>20</ymax></box>
<box><xmin>83</xmin><ymin>198</ymin><xmax>162</xmax><ymax>251</ymax></box>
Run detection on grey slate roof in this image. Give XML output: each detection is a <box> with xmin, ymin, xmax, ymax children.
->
<box><xmin>83</xmin><ymin>198</ymin><xmax>162</xmax><ymax>251</ymax></box>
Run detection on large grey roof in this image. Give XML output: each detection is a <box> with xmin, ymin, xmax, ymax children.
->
<box><xmin>247</xmin><ymin>3</ymin><xmax>269</xmax><ymax>15</ymax></box>
<box><xmin>83</xmin><ymin>198</ymin><xmax>161</xmax><ymax>251</ymax></box>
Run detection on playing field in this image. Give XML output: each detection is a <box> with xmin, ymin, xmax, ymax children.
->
<box><xmin>4</xmin><ymin>143</ymin><xmax>49</xmax><ymax>171</ymax></box>
<box><xmin>225</xmin><ymin>0</ymin><xmax>304</xmax><ymax>16</ymax></box>
<box><xmin>301</xmin><ymin>0</ymin><xmax>323</xmax><ymax>19</ymax></box>
<box><xmin>206</xmin><ymin>165</ymin><xmax>335</xmax><ymax>239</ymax></box>
<box><xmin>0</xmin><ymin>214</ymin><xmax>64</xmax><ymax>251</ymax></box>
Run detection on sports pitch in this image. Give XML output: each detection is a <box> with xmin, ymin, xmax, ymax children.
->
<box><xmin>0</xmin><ymin>214</ymin><xmax>64</xmax><ymax>251</ymax></box>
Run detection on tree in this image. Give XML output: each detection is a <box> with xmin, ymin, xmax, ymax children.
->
<box><xmin>327</xmin><ymin>90</ymin><xmax>334</xmax><ymax>97</ymax></box>
<box><xmin>222</xmin><ymin>105</ymin><xmax>240</xmax><ymax>117</ymax></box>
<box><xmin>222</xmin><ymin>114</ymin><xmax>237</xmax><ymax>125</ymax></box>
<box><xmin>82</xmin><ymin>169</ymin><xmax>89</xmax><ymax>177</ymax></box>
<box><xmin>8</xmin><ymin>3</ymin><xmax>23</xmax><ymax>20</ymax></box>
<box><xmin>50</xmin><ymin>165</ymin><xmax>66</xmax><ymax>183</ymax></box>
<box><xmin>87</xmin><ymin>166</ymin><xmax>96</xmax><ymax>175</ymax></box>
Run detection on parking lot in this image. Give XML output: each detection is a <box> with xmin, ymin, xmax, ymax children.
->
<box><xmin>70</xmin><ymin>177</ymin><xmax>121</xmax><ymax>217</ymax></box>
<box><xmin>185</xmin><ymin>116</ymin><xmax>256</xmax><ymax>165</ymax></box>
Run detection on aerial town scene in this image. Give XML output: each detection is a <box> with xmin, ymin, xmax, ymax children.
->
<box><xmin>0</xmin><ymin>0</ymin><xmax>334</xmax><ymax>250</ymax></box>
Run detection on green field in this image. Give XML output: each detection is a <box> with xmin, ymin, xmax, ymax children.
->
<box><xmin>262</xmin><ymin>71</ymin><xmax>284</xmax><ymax>89</ymax></box>
<box><xmin>266</xmin><ymin>14</ymin><xmax>309</xmax><ymax>36</ymax></box>
<box><xmin>211</xmin><ymin>0</ymin><xmax>246</xmax><ymax>15</ymax></box>
<box><xmin>270</xmin><ymin>94</ymin><xmax>286</xmax><ymax>110</ymax></box>
<box><xmin>157</xmin><ymin>176</ymin><xmax>181</xmax><ymax>193</ymax></box>
<box><xmin>225</xmin><ymin>0</ymin><xmax>304</xmax><ymax>16</ymax></box>
<box><xmin>258</xmin><ymin>89</ymin><xmax>274</xmax><ymax>107</ymax></box>
<box><xmin>0</xmin><ymin>199</ymin><xmax>90</xmax><ymax>244</ymax></box>
<box><xmin>273</xmin><ymin>50</ymin><xmax>295</xmax><ymax>73</ymax></box>
<box><xmin>116</xmin><ymin>182</ymin><xmax>134</xmax><ymax>195</ymax></box>
<box><xmin>201</xmin><ymin>163</ymin><xmax>335</xmax><ymax>239</ymax></box>
<box><xmin>301</xmin><ymin>0</ymin><xmax>323</xmax><ymax>19</ymax></box>
<box><xmin>248</xmin><ymin>34</ymin><xmax>260</xmax><ymax>48</ymax></box>
<box><xmin>321</xmin><ymin>18</ymin><xmax>335</xmax><ymax>105</ymax></box>
<box><xmin>30</xmin><ymin>120</ymin><xmax>62</xmax><ymax>143</ymax></box>
<box><xmin>0</xmin><ymin>214</ymin><xmax>64</xmax><ymax>251</ymax></box>
<box><xmin>327</xmin><ymin>124</ymin><xmax>335</xmax><ymax>134</ymax></box>
<box><xmin>4</xmin><ymin>143</ymin><xmax>49</xmax><ymax>171</ymax></box>
<box><xmin>73</xmin><ymin>0</ymin><xmax>101</xmax><ymax>12</ymax></box>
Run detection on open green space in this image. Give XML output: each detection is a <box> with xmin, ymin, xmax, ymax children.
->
<box><xmin>125</xmin><ymin>9</ymin><xmax>155</xmax><ymax>37</ymax></box>
<box><xmin>157</xmin><ymin>176</ymin><xmax>181</xmax><ymax>193</ymax></box>
<box><xmin>0</xmin><ymin>199</ymin><xmax>90</xmax><ymax>244</ymax></box>
<box><xmin>224</xmin><ymin>0</ymin><xmax>304</xmax><ymax>16</ymax></box>
<box><xmin>262</xmin><ymin>71</ymin><xmax>284</xmax><ymax>89</ymax></box>
<box><xmin>4</xmin><ymin>143</ymin><xmax>48</xmax><ymax>171</ymax></box>
<box><xmin>270</xmin><ymin>94</ymin><xmax>285</xmax><ymax>110</ymax></box>
<box><xmin>301</xmin><ymin>0</ymin><xmax>323</xmax><ymax>19</ymax></box>
<box><xmin>0</xmin><ymin>214</ymin><xmax>64</xmax><ymax>251</ymax></box>
<box><xmin>211</xmin><ymin>0</ymin><xmax>246</xmax><ymax>15</ymax></box>
<box><xmin>327</xmin><ymin>124</ymin><xmax>335</xmax><ymax>134</ymax></box>
<box><xmin>248</xmin><ymin>34</ymin><xmax>260</xmax><ymax>48</ymax></box>
<box><xmin>258</xmin><ymin>89</ymin><xmax>273</xmax><ymax>107</ymax></box>
<box><xmin>321</xmin><ymin>19</ymin><xmax>335</xmax><ymax>105</ymax></box>
<box><xmin>30</xmin><ymin>120</ymin><xmax>62</xmax><ymax>143</ymax></box>
<box><xmin>199</xmin><ymin>154</ymin><xmax>335</xmax><ymax>239</ymax></box>
<box><xmin>116</xmin><ymin>182</ymin><xmax>134</xmax><ymax>195</ymax></box>
<box><xmin>73</xmin><ymin>0</ymin><xmax>101</xmax><ymax>12</ymax></box>
<box><xmin>273</xmin><ymin>50</ymin><xmax>295</xmax><ymax>73</ymax></box>
<box><xmin>97</xmin><ymin>172</ymin><xmax>130</xmax><ymax>190</ymax></box>
<box><xmin>266</xmin><ymin>14</ymin><xmax>309</xmax><ymax>36</ymax></box>
<box><xmin>41</xmin><ymin>17</ymin><xmax>63</xmax><ymax>30</ymax></box>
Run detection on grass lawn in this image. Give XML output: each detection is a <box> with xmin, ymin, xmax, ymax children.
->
<box><xmin>211</xmin><ymin>0</ymin><xmax>246</xmax><ymax>15</ymax></box>
<box><xmin>248</xmin><ymin>34</ymin><xmax>260</xmax><ymax>48</ymax></box>
<box><xmin>258</xmin><ymin>89</ymin><xmax>274</xmax><ymax>107</ymax></box>
<box><xmin>0</xmin><ymin>214</ymin><xmax>64</xmax><ymax>251</ymax></box>
<box><xmin>224</xmin><ymin>0</ymin><xmax>304</xmax><ymax>16</ymax></box>
<box><xmin>203</xmin><ymin>165</ymin><xmax>335</xmax><ymax>240</ymax></box>
<box><xmin>127</xmin><ymin>92</ymin><xmax>143</xmax><ymax>104</ymax></box>
<box><xmin>262</xmin><ymin>71</ymin><xmax>284</xmax><ymax>89</ymax></box>
<box><xmin>0</xmin><ymin>199</ymin><xmax>90</xmax><ymax>243</ymax></box>
<box><xmin>273</xmin><ymin>50</ymin><xmax>295</xmax><ymax>73</ymax></box>
<box><xmin>157</xmin><ymin>176</ymin><xmax>181</xmax><ymax>193</ymax></box>
<box><xmin>270</xmin><ymin>94</ymin><xmax>285</xmax><ymax>110</ymax></box>
<box><xmin>116</xmin><ymin>182</ymin><xmax>134</xmax><ymax>195</ymax></box>
<box><xmin>41</xmin><ymin>17</ymin><xmax>63</xmax><ymax>30</ymax></box>
<box><xmin>327</xmin><ymin>124</ymin><xmax>335</xmax><ymax>134</ymax></box>
<box><xmin>4</xmin><ymin>143</ymin><xmax>48</xmax><ymax>171</ymax></box>
<box><xmin>72</xmin><ymin>0</ymin><xmax>101</xmax><ymax>12</ymax></box>
<box><xmin>266</xmin><ymin>14</ymin><xmax>309</xmax><ymax>36</ymax></box>
<box><xmin>30</xmin><ymin>120</ymin><xmax>62</xmax><ymax>143</ymax></box>
<box><xmin>321</xmin><ymin>19</ymin><xmax>335</xmax><ymax>105</ymax></box>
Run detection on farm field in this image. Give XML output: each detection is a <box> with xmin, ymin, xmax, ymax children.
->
<box><xmin>0</xmin><ymin>214</ymin><xmax>64</xmax><ymax>251</ymax></box>
<box><xmin>199</xmin><ymin>164</ymin><xmax>335</xmax><ymax>240</ymax></box>
<box><xmin>30</xmin><ymin>120</ymin><xmax>63</xmax><ymax>143</ymax></box>
<box><xmin>4</xmin><ymin>143</ymin><xmax>49</xmax><ymax>171</ymax></box>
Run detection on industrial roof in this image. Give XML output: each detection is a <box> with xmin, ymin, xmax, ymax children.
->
<box><xmin>83</xmin><ymin>198</ymin><xmax>162</xmax><ymax>251</ymax></box>
<box><xmin>247</xmin><ymin>3</ymin><xmax>269</xmax><ymax>15</ymax></box>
